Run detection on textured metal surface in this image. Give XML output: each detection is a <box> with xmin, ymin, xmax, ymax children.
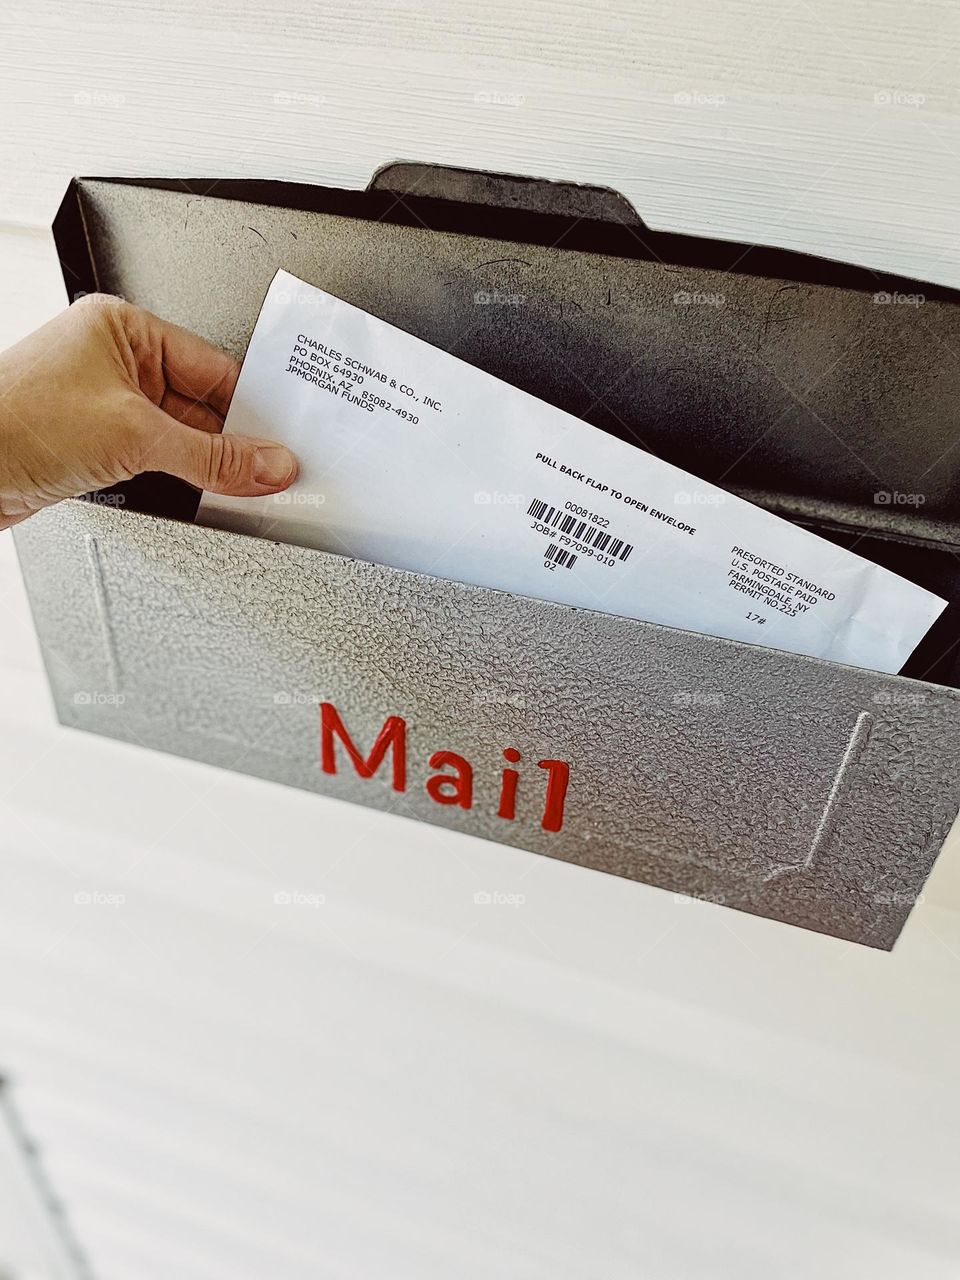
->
<box><xmin>14</xmin><ymin>501</ymin><xmax>960</xmax><ymax>949</ymax></box>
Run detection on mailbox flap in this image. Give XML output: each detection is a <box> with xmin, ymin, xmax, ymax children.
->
<box><xmin>14</xmin><ymin>500</ymin><xmax>960</xmax><ymax>950</ymax></box>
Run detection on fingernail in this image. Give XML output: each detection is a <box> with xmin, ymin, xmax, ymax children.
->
<box><xmin>253</xmin><ymin>446</ymin><xmax>297</xmax><ymax>487</ymax></box>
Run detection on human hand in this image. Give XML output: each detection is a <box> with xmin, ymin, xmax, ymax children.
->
<box><xmin>0</xmin><ymin>294</ymin><xmax>299</xmax><ymax>530</ymax></box>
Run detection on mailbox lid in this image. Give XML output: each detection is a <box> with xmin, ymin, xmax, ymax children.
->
<box><xmin>54</xmin><ymin>168</ymin><xmax>960</xmax><ymax>547</ymax></box>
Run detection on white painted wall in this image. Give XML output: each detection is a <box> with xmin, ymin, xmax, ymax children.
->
<box><xmin>0</xmin><ymin>1086</ymin><xmax>85</xmax><ymax>1278</ymax></box>
<box><xmin>1</xmin><ymin>4</ymin><xmax>960</xmax><ymax>1278</ymax></box>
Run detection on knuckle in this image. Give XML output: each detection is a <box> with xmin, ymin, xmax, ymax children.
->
<box><xmin>70</xmin><ymin>292</ymin><xmax>131</xmax><ymax>350</ymax></box>
<box><xmin>206</xmin><ymin>432</ymin><xmax>249</xmax><ymax>490</ymax></box>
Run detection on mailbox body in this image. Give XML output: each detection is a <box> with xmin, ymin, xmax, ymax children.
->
<box><xmin>14</xmin><ymin>171</ymin><xmax>960</xmax><ymax>948</ymax></box>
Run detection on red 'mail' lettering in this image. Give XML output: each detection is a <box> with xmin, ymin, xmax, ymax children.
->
<box><xmin>425</xmin><ymin>751</ymin><xmax>473</xmax><ymax>809</ymax></box>
<box><xmin>537</xmin><ymin>759</ymin><xmax>569</xmax><ymax>832</ymax></box>
<box><xmin>319</xmin><ymin>702</ymin><xmax>407</xmax><ymax>792</ymax></box>
<box><xmin>314</xmin><ymin>702</ymin><xmax>569</xmax><ymax>832</ymax></box>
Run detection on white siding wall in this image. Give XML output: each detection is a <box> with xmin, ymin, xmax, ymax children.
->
<box><xmin>1</xmin><ymin>5</ymin><xmax>959</xmax><ymax>1277</ymax></box>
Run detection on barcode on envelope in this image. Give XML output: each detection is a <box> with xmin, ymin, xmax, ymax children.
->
<box><xmin>545</xmin><ymin>543</ymin><xmax>577</xmax><ymax>569</ymax></box>
<box><xmin>527</xmin><ymin>498</ymin><xmax>633</xmax><ymax>560</ymax></box>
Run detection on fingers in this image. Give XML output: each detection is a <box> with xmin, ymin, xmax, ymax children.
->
<box><xmin>137</xmin><ymin>402</ymin><xmax>298</xmax><ymax>496</ymax></box>
<box><xmin>159</xmin><ymin>386</ymin><xmax>226</xmax><ymax>434</ymax></box>
<box><xmin>150</xmin><ymin>314</ymin><xmax>241</xmax><ymax>416</ymax></box>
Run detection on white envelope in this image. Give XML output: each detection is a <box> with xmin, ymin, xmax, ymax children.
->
<box><xmin>198</xmin><ymin>270</ymin><xmax>946</xmax><ymax>674</ymax></box>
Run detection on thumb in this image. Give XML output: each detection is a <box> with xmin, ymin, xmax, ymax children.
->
<box><xmin>139</xmin><ymin>408</ymin><xmax>298</xmax><ymax>496</ymax></box>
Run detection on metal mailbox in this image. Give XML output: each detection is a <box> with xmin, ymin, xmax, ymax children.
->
<box><xmin>14</xmin><ymin>166</ymin><xmax>960</xmax><ymax>948</ymax></box>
